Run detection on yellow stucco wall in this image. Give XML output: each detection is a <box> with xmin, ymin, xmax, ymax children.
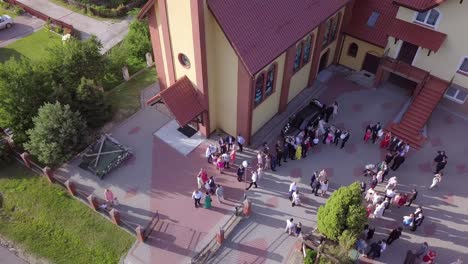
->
<box><xmin>339</xmin><ymin>35</ymin><xmax>384</xmax><ymax>71</ymax></box>
<box><xmin>288</xmin><ymin>28</ymin><xmax>318</xmax><ymax>102</ymax></box>
<box><xmin>152</xmin><ymin>3</ymin><xmax>170</xmax><ymax>85</ymax></box>
<box><xmin>251</xmin><ymin>53</ymin><xmax>286</xmax><ymax>135</ymax></box>
<box><xmin>165</xmin><ymin>0</ymin><xmax>196</xmax><ymax>82</ymax></box>
<box><xmin>205</xmin><ymin>5</ymin><xmax>238</xmax><ymax>135</ymax></box>
<box><xmin>392</xmin><ymin>5</ymin><xmax>468</xmax><ymax>87</ymax></box>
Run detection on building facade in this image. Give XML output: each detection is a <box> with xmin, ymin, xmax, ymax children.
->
<box><xmin>139</xmin><ymin>0</ymin><xmax>468</xmax><ymax>147</ymax></box>
<box><xmin>139</xmin><ymin>0</ymin><xmax>353</xmax><ymax>144</ymax></box>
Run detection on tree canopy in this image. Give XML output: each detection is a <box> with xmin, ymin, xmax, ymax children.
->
<box><xmin>25</xmin><ymin>102</ymin><xmax>87</xmax><ymax>166</ymax></box>
<box><xmin>317</xmin><ymin>182</ymin><xmax>367</xmax><ymax>242</ymax></box>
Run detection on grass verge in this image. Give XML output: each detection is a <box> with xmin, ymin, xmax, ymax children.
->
<box><xmin>107</xmin><ymin>67</ymin><xmax>157</xmax><ymax>123</ymax></box>
<box><xmin>0</xmin><ymin>164</ymin><xmax>134</xmax><ymax>264</ymax></box>
<box><xmin>0</xmin><ymin>29</ymin><xmax>61</xmax><ymax>63</ymax></box>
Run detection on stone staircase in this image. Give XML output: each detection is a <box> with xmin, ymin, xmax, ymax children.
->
<box><xmin>389</xmin><ymin>75</ymin><xmax>449</xmax><ymax>148</ymax></box>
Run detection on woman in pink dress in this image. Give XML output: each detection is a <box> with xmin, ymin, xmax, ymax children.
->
<box><xmin>217</xmin><ymin>157</ymin><xmax>224</xmax><ymax>173</ymax></box>
<box><xmin>104</xmin><ymin>189</ymin><xmax>114</xmax><ymax>206</ymax></box>
<box><xmin>230</xmin><ymin>148</ymin><xmax>236</xmax><ymax>164</ymax></box>
<box><xmin>364</xmin><ymin>128</ymin><xmax>372</xmax><ymax>143</ymax></box>
<box><xmin>380</xmin><ymin>131</ymin><xmax>392</xmax><ymax>149</ymax></box>
<box><xmin>199</xmin><ymin>168</ymin><xmax>209</xmax><ymax>184</ymax></box>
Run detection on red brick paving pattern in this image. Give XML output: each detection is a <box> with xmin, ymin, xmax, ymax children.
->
<box><xmin>289</xmin><ymin>167</ymin><xmax>303</xmax><ymax>179</ymax></box>
<box><xmin>124</xmin><ymin>187</ymin><xmax>139</xmax><ymax>200</ymax></box>
<box><xmin>430</xmin><ymin>136</ymin><xmax>443</xmax><ymax>147</ymax></box>
<box><xmin>128</xmin><ymin>126</ymin><xmax>141</xmax><ymax>135</ymax></box>
<box><xmin>236</xmin><ymin>238</ymin><xmax>268</xmax><ymax>264</ymax></box>
<box><xmin>345</xmin><ymin>143</ymin><xmax>357</xmax><ymax>154</ymax></box>
<box><xmin>443</xmin><ymin>193</ymin><xmax>455</xmax><ymax>205</ymax></box>
<box><xmin>265</xmin><ymin>197</ymin><xmax>279</xmax><ymax>208</ymax></box>
<box><xmin>352</xmin><ymin>103</ymin><xmax>363</xmax><ymax>112</ymax></box>
<box><xmin>418</xmin><ymin>162</ymin><xmax>432</xmax><ymax>173</ymax></box>
<box><xmin>456</xmin><ymin>164</ymin><xmax>468</xmax><ymax>175</ymax></box>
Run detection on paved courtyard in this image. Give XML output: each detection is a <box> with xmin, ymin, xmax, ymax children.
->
<box><xmin>53</xmin><ymin>68</ymin><xmax>468</xmax><ymax>264</ymax></box>
<box><xmin>207</xmin><ymin>72</ymin><xmax>468</xmax><ymax>264</ymax></box>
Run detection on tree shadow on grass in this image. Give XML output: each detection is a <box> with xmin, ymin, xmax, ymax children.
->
<box><xmin>0</xmin><ymin>48</ymin><xmax>25</xmax><ymax>63</ymax></box>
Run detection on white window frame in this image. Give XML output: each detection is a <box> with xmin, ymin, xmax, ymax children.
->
<box><xmin>413</xmin><ymin>8</ymin><xmax>441</xmax><ymax>28</ymax></box>
<box><xmin>457</xmin><ymin>56</ymin><xmax>468</xmax><ymax>74</ymax></box>
<box><xmin>444</xmin><ymin>84</ymin><xmax>468</xmax><ymax>104</ymax></box>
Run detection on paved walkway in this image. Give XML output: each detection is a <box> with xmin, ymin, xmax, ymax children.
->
<box><xmin>0</xmin><ymin>246</ymin><xmax>26</xmax><ymax>264</ymax></box>
<box><xmin>0</xmin><ymin>13</ymin><xmax>45</xmax><ymax>48</ymax></box>
<box><xmin>17</xmin><ymin>0</ymin><xmax>130</xmax><ymax>53</ymax></box>
<box><xmin>207</xmin><ymin>72</ymin><xmax>468</xmax><ymax>264</ymax></box>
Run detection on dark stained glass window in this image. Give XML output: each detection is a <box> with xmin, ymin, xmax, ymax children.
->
<box><xmin>293</xmin><ymin>43</ymin><xmax>303</xmax><ymax>72</ymax></box>
<box><xmin>302</xmin><ymin>35</ymin><xmax>312</xmax><ymax>65</ymax></box>
<box><xmin>265</xmin><ymin>65</ymin><xmax>276</xmax><ymax>96</ymax></box>
<box><xmin>254</xmin><ymin>73</ymin><xmax>264</xmax><ymax>105</ymax></box>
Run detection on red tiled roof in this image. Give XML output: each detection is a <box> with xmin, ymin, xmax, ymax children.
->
<box><xmin>393</xmin><ymin>0</ymin><xmax>446</xmax><ymax>12</ymax></box>
<box><xmin>387</xmin><ymin>19</ymin><xmax>446</xmax><ymax>52</ymax></box>
<box><xmin>207</xmin><ymin>0</ymin><xmax>349</xmax><ymax>75</ymax></box>
<box><xmin>147</xmin><ymin>76</ymin><xmax>205</xmax><ymax>127</ymax></box>
<box><xmin>345</xmin><ymin>0</ymin><xmax>398</xmax><ymax>47</ymax></box>
<box><xmin>137</xmin><ymin>0</ymin><xmax>155</xmax><ymax>20</ymax></box>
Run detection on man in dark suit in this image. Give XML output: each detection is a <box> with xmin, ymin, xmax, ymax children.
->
<box><xmin>391</xmin><ymin>155</ymin><xmax>405</xmax><ymax>171</ymax></box>
<box><xmin>406</xmin><ymin>189</ymin><xmax>418</xmax><ymax>206</ymax></box>
<box><xmin>340</xmin><ymin>130</ymin><xmax>350</xmax><ymax>149</ymax></box>
<box><xmin>372</xmin><ymin>122</ymin><xmax>382</xmax><ymax>144</ymax></box>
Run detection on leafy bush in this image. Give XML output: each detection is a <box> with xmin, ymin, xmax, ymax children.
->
<box><xmin>317</xmin><ymin>182</ymin><xmax>367</xmax><ymax>241</ymax></box>
<box><xmin>76</xmin><ymin>77</ymin><xmax>111</xmax><ymax>128</ymax></box>
<box><xmin>104</xmin><ymin>19</ymin><xmax>152</xmax><ymax>90</ymax></box>
<box><xmin>304</xmin><ymin>249</ymin><xmax>318</xmax><ymax>264</ymax></box>
<box><xmin>25</xmin><ymin>102</ymin><xmax>88</xmax><ymax>166</ymax></box>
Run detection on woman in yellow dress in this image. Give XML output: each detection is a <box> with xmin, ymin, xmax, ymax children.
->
<box><xmin>295</xmin><ymin>144</ymin><xmax>302</xmax><ymax>160</ymax></box>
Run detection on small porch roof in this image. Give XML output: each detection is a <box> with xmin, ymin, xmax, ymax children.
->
<box><xmin>147</xmin><ymin>76</ymin><xmax>206</xmax><ymax>127</ymax></box>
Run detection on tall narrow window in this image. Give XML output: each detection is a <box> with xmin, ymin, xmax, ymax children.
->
<box><xmin>330</xmin><ymin>14</ymin><xmax>340</xmax><ymax>42</ymax></box>
<box><xmin>322</xmin><ymin>19</ymin><xmax>331</xmax><ymax>47</ymax></box>
<box><xmin>347</xmin><ymin>43</ymin><xmax>359</xmax><ymax>58</ymax></box>
<box><xmin>293</xmin><ymin>43</ymin><xmax>303</xmax><ymax>72</ymax></box>
<box><xmin>254</xmin><ymin>74</ymin><xmax>264</xmax><ymax>106</ymax></box>
<box><xmin>265</xmin><ymin>65</ymin><xmax>276</xmax><ymax>96</ymax></box>
<box><xmin>302</xmin><ymin>35</ymin><xmax>313</xmax><ymax>65</ymax></box>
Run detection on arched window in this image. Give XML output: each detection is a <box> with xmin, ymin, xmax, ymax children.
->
<box><xmin>415</xmin><ymin>9</ymin><xmax>440</xmax><ymax>27</ymax></box>
<box><xmin>347</xmin><ymin>43</ymin><xmax>359</xmax><ymax>58</ymax></box>
<box><xmin>265</xmin><ymin>64</ymin><xmax>276</xmax><ymax>96</ymax></box>
<box><xmin>302</xmin><ymin>35</ymin><xmax>314</xmax><ymax>65</ymax></box>
<box><xmin>293</xmin><ymin>43</ymin><xmax>303</xmax><ymax>72</ymax></box>
<box><xmin>254</xmin><ymin>73</ymin><xmax>264</xmax><ymax>106</ymax></box>
<box><xmin>330</xmin><ymin>13</ymin><xmax>341</xmax><ymax>42</ymax></box>
<box><xmin>322</xmin><ymin>13</ymin><xmax>341</xmax><ymax>48</ymax></box>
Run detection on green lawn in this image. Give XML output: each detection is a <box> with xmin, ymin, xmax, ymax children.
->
<box><xmin>0</xmin><ymin>29</ymin><xmax>61</xmax><ymax>63</ymax></box>
<box><xmin>107</xmin><ymin>67</ymin><xmax>158</xmax><ymax>123</ymax></box>
<box><xmin>0</xmin><ymin>164</ymin><xmax>134</xmax><ymax>264</ymax></box>
<box><xmin>0</xmin><ymin>5</ymin><xmax>18</xmax><ymax>18</ymax></box>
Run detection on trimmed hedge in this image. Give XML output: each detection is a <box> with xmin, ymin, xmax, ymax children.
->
<box><xmin>59</xmin><ymin>0</ymin><xmax>147</xmax><ymax>18</ymax></box>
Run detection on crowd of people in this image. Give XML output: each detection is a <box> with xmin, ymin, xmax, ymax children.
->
<box><xmin>191</xmin><ymin>99</ymin><xmax>454</xmax><ymax>263</ymax></box>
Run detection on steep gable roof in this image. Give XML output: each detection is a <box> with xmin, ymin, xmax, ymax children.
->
<box><xmin>207</xmin><ymin>0</ymin><xmax>349</xmax><ymax>75</ymax></box>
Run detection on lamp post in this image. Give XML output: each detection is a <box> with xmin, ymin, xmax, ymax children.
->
<box><xmin>242</xmin><ymin>160</ymin><xmax>250</xmax><ymax>199</ymax></box>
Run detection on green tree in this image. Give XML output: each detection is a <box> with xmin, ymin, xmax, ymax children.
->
<box><xmin>124</xmin><ymin>20</ymin><xmax>152</xmax><ymax>62</ymax></box>
<box><xmin>25</xmin><ymin>102</ymin><xmax>87</xmax><ymax>166</ymax></box>
<box><xmin>317</xmin><ymin>182</ymin><xmax>367</xmax><ymax>242</ymax></box>
<box><xmin>0</xmin><ymin>59</ymin><xmax>53</xmax><ymax>144</ymax></box>
<box><xmin>44</xmin><ymin>36</ymin><xmax>106</xmax><ymax>93</ymax></box>
<box><xmin>76</xmin><ymin>77</ymin><xmax>111</xmax><ymax>127</ymax></box>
